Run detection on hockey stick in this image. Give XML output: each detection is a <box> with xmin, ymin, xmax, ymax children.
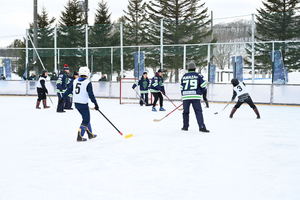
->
<box><xmin>214</xmin><ymin>101</ymin><xmax>232</xmax><ymax>115</ymax></box>
<box><xmin>96</xmin><ymin>110</ymin><xmax>133</xmax><ymax>139</ymax></box>
<box><xmin>153</xmin><ymin>103</ymin><xmax>183</xmax><ymax>122</ymax></box>
<box><xmin>161</xmin><ymin>92</ymin><xmax>183</xmax><ymax>111</ymax></box>
<box><xmin>133</xmin><ymin>88</ymin><xmax>152</xmax><ymax>106</ymax></box>
<box><xmin>47</xmin><ymin>95</ymin><xmax>53</xmax><ymax>105</ymax></box>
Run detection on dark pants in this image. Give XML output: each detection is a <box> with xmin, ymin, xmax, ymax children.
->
<box><xmin>152</xmin><ymin>92</ymin><xmax>163</xmax><ymax>107</ymax></box>
<box><xmin>140</xmin><ymin>93</ymin><xmax>149</xmax><ymax>105</ymax></box>
<box><xmin>64</xmin><ymin>96</ymin><xmax>73</xmax><ymax>109</ymax></box>
<box><xmin>56</xmin><ymin>93</ymin><xmax>65</xmax><ymax>112</ymax></box>
<box><xmin>75</xmin><ymin>103</ymin><xmax>90</xmax><ymax>126</ymax></box>
<box><xmin>234</xmin><ymin>96</ymin><xmax>256</xmax><ymax>109</ymax></box>
<box><xmin>37</xmin><ymin>88</ymin><xmax>46</xmax><ymax>101</ymax></box>
<box><xmin>183</xmin><ymin>99</ymin><xmax>206</xmax><ymax>129</ymax></box>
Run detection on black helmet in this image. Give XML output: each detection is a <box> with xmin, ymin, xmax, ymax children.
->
<box><xmin>231</xmin><ymin>78</ymin><xmax>239</xmax><ymax>86</ymax></box>
<box><xmin>187</xmin><ymin>62</ymin><xmax>196</xmax><ymax>71</ymax></box>
<box><xmin>42</xmin><ymin>70</ymin><xmax>48</xmax><ymax>76</ymax></box>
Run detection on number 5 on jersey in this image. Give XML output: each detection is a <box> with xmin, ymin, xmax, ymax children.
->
<box><xmin>75</xmin><ymin>83</ymin><xmax>81</xmax><ymax>94</ymax></box>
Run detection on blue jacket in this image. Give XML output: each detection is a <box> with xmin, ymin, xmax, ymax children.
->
<box><xmin>138</xmin><ymin>77</ymin><xmax>150</xmax><ymax>94</ymax></box>
<box><xmin>150</xmin><ymin>73</ymin><xmax>165</xmax><ymax>93</ymax></box>
<box><xmin>56</xmin><ymin>72</ymin><xmax>69</xmax><ymax>92</ymax></box>
<box><xmin>180</xmin><ymin>72</ymin><xmax>207</xmax><ymax>100</ymax></box>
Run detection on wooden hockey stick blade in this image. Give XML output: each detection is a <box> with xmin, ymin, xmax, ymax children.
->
<box><xmin>153</xmin><ymin>119</ymin><xmax>162</xmax><ymax>122</ymax></box>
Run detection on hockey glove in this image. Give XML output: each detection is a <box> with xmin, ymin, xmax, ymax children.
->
<box><xmin>45</xmin><ymin>89</ymin><xmax>48</xmax><ymax>94</ymax></box>
<box><xmin>94</xmin><ymin>104</ymin><xmax>99</xmax><ymax>111</ymax></box>
<box><xmin>132</xmin><ymin>84</ymin><xmax>137</xmax><ymax>89</ymax></box>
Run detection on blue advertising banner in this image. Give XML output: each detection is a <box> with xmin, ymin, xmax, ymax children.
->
<box><xmin>272</xmin><ymin>50</ymin><xmax>286</xmax><ymax>84</ymax></box>
<box><xmin>134</xmin><ymin>52</ymin><xmax>145</xmax><ymax>78</ymax></box>
<box><xmin>231</xmin><ymin>56</ymin><xmax>243</xmax><ymax>81</ymax></box>
<box><xmin>3</xmin><ymin>59</ymin><xmax>12</xmax><ymax>80</ymax></box>
<box><xmin>208</xmin><ymin>64</ymin><xmax>216</xmax><ymax>83</ymax></box>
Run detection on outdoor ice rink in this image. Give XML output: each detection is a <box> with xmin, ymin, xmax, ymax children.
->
<box><xmin>0</xmin><ymin>96</ymin><xmax>299</xmax><ymax>200</ymax></box>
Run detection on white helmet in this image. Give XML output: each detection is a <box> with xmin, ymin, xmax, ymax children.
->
<box><xmin>78</xmin><ymin>66</ymin><xmax>90</xmax><ymax>77</ymax></box>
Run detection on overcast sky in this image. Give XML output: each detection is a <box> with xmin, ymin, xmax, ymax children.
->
<box><xmin>0</xmin><ymin>0</ymin><xmax>263</xmax><ymax>46</ymax></box>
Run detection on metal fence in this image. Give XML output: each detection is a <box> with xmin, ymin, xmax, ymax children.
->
<box><xmin>0</xmin><ymin>14</ymin><xmax>300</xmax><ymax>84</ymax></box>
<box><xmin>0</xmin><ymin>80</ymin><xmax>299</xmax><ymax>105</ymax></box>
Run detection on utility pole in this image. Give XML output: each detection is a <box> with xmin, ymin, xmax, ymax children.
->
<box><xmin>85</xmin><ymin>0</ymin><xmax>88</xmax><ymax>24</ymax></box>
<box><xmin>33</xmin><ymin>0</ymin><xmax>38</xmax><ymax>70</ymax></box>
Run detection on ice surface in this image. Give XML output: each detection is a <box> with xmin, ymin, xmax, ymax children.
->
<box><xmin>0</xmin><ymin>96</ymin><xmax>299</xmax><ymax>200</ymax></box>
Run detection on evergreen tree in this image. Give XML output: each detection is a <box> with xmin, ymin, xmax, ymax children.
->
<box><xmin>123</xmin><ymin>0</ymin><xmax>147</xmax><ymax>46</ymax></box>
<box><xmin>7</xmin><ymin>39</ymin><xmax>26</xmax><ymax>78</ymax></box>
<box><xmin>122</xmin><ymin>0</ymin><xmax>148</xmax><ymax>78</ymax></box>
<box><xmin>59</xmin><ymin>0</ymin><xmax>85</xmax><ymax>70</ymax></box>
<box><xmin>28</xmin><ymin>8</ymin><xmax>55</xmax><ymax>73</ymax></box>
<box><xmin>245</xmin><ymin>0</ymin><xmax>300</xmax><ymax>71</ymax></box>
<box><xmin>147</xmin><ymin>0</ymin><xmax>213</xmax><ymax>82</ymax></box>
<box><xmin>90</xmin><ymin>0</ymin><xmax>114</xmax><ymax>78</ymax></box>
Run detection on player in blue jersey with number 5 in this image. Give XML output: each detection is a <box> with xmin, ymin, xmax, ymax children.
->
<box><xmin>62</xmin><ymin>66</ymin><xmax>98</xmax><ymax>142</ymax></box>
<box><xmin>181</xmin><ymin>62</ymin><xmax>209</xmax><ymax>133</ymax></box>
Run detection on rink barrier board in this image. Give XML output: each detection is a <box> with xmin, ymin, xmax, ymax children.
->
<box><xmin>1</xmin><ymin>94</ymin><xmax>300</xmax><ymax>107</ymax></box>
<box><xmin>0</xmin><ymin>80</ymin><xmax>300</xmax><ymax>105</ymax></box>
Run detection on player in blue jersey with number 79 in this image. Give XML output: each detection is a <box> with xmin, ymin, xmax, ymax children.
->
<box><xmin>181</xmin><ymin>62</ymin><xmax>209</xmax><ymax>133</ymax></box>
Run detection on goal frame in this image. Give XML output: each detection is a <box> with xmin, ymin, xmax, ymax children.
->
<box><xmin>119</xmin><ymin>77</ymin><xmax>153</xmax><ymax>105</ymax></box>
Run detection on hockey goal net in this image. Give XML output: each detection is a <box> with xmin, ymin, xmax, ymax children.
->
<box><xmin>119</xmin><ymin>78</ymin><xmax>152</xmax><ymax>105</ymax></box>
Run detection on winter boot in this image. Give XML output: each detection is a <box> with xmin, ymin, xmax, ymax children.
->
<box><xmin>200</xmin><ymin>127</ymin><xmax>210</xmax><ymax>133</ymax></box>
<box><xmin>77</xmin><ymin>127</ymin><xmax>87</xmax><ymax>142</ymax></box>
<box><xmin>86</xmin><ymin>124</ymin><xmax>97</xmax><ymax>139</ymax></box>
<box><xmin>253</xmin><ymin>108</ymin><xmax>261</xmax><ymax>119</ymax></box>
<box><xmin>152</xmin><ymin>107</ymin><xmax>157</xmax><ymax>112</ymax></box>
<box><xmin>36</xmin><ymin>100</ymin><xmax>41</xmax><ymax>109</ymax></box>
<box><xmin>205</xmin><ymin>100</ymin><xmax>209</xmax><ymax>108</ymax></box>
<box><xmin>159</xmin><ymin>107</ymin><xmax>166</xmax><ymax>111</ymax></box>
<box><xmin>42</xmin><ymin>99</ymin><xmax>50</xmax><ymax>109</ymax></box>
<box><xmin>229</xmin><ymin>108</ymin><xmax>237</xmax><ymax>118</ymax></box>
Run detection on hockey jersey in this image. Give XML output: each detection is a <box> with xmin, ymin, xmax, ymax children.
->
<box><xmin>150</xmin><ymin>74</ymin><xmax>165</xmax><ymax>93</ymax></box>
<box><xmin>180</xmin><ymin>72</ymin><xmax>207</xmax><ymax>100</ymax></box>
<box><xmin>36</xmin><ymin>76</ymin><xmax>46</xmax><ymax>89</ymax></box>
<box><xmin>232</xmin><ymin>81</ymin><xmax>249</xmax><ymax>100</ymax></box>
<box><xmin>56</xmin><ymin>72</ymin><xmax>70</xmax><ymax>93</ymax></box>
<box><xmin>138</xmin><ymin>77</ymin><xmax>150</xmax><ymax>94</ymax></box>
<box><xmin>63</xmin><ymin>77</ymin><xmax>97</xmax><ymax>105</ymax></box>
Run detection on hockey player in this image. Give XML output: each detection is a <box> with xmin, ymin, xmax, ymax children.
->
<box><xmin>64</xmin><ymin>71</ymin><xmax>79</xmax><ymax>110</ymax></box>
<box><xmin>181</xmin><ymin>62</ymin><xmax>209</xmax><ymax>133</ymax></box>
<box><xmin>200</xmin><ymin>74</ymin><xmax>209</xmax><ymax>108</ymax></box>
<box><xmin>56</xmin><ymin>64</ymin><xmax>70</xmax><ymax>113</ymax></box>
<box><xmin>229</xmin><ymin>78</ymin><xmax>260</xmax><ymax>119</ymax></box>
<box><xmin>132</xmin><ymin>72</ymin><xmax>150</xmax><ymax>106</ymax></box>
<box><xmin>150</xmin><ymin>69</ymin><xmax>166</xmax><ymax>111</ymax></box>
<box><xmin>62</xmin><ymin>66</ymin><xmax>98</xmax><ymax>142</ymax></box>
<box><xmin>36</xmin><ymin>70</ymin><xmax>50</xmax><ymax>109</ymax></box>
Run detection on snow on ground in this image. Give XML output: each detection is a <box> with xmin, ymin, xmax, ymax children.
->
<box><xmin>0</xmin><ymin>96</ymin><xmax>299</xmax><ymax>200</ymax></box>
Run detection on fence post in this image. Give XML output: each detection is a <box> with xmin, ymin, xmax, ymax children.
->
<box><xmin>85</xmin><ymin>24</ymin><xmax>89</xmax><ymax>68</ymax></box>
<box><xmin>207</xmin><ymin>44</ymin><xmax>211</xmax><ymax>77</ymax></box>
<box><xmin>25</xmin><ymin>29</ymin><xmax>29</xmax><ymax>79</ymax></box>
<box><xmin>183</xmin><ymin>45</ymin><xmax>186</xmax><ymax>70</ymax></box>
<box><xmin>160</xmin><ymin>18</ymin><xmax>164</xmax><ymax>70</ymax></box>
<box><xmin>54</xmin><ymin>25</ymin><xmax>57</xmax><ymax>73</ymax></box>
<box><xmin>111</xmin><ymin>47</ymin><xmax>114</xmax><ymax>81</ymax></box>
<box><xmin>251</xmin><ymin>13</ymin><xmax>255</xmax><ymax>83</ymax></box>
<box><xmin>120</xmin><ymin>23</ymin><xmax>124</xmax><ymax>78</ymax></box>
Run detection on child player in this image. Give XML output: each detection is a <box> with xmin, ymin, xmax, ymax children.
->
<box><xmin>229</xmin><ymin>78</ymin><xmax>260</xmax><ymax>119</ymax></box>
<box><xmin>36</xmin><ymin>70</ymin><xmax>50</xmax><ymax>109</ymax></box>
<box><xmin>62</xmin><ymin>66</ymin><xmax>98</xmax><ymax>142</ymax></box>
<box><xmin>132</xmin><ymin>72</ymin><xmax>150</xmax><ymax>106</ymax></box>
